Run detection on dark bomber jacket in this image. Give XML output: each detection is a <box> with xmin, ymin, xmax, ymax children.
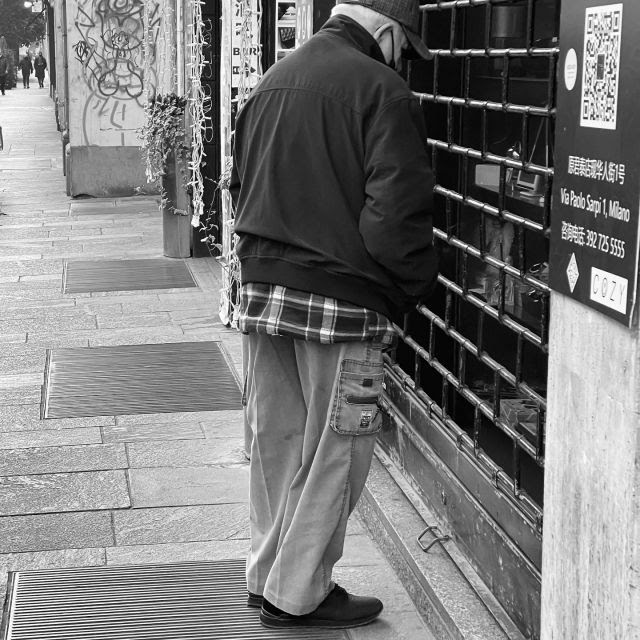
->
<box><xmin>230</xmin><ymin>14</ymin><xmax>439</xmax><ymax>322</ymax></box>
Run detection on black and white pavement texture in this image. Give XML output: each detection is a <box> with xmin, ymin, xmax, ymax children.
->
<box><xmin>0</xmin><ymin>83</ymin><xmax>435</xmax><ymax>639</ymax></box>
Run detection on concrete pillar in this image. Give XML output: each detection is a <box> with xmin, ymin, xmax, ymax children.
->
<box><xmin>63</xmin><ymin>0</ymin><xmax>160</xmax><ymax>196</ymax></box>
<box><xmin>541</xmin><ymin>292</ymin><xmax>640</xmax><ymax>639</ymax></box>
<box><xmin>53</xmin><ymin>0</ymin><xmax>67</xmax><ymax>132</ymax></box>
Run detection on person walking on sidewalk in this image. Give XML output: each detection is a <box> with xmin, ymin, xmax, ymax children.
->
<box><xmin>34</xmin><ymin>53</ymin><xmax>47</xmax><ymax>88</ymax></box>
<box><xmin>0</xmin><ymin>53</ymin><xmax>8</xmax><ymax>95</ymax></box>
<box><xmin>230</xmin><ymin>0</ymin><xmax>438</xmax><ymax>630</ymax></box>
<box><xmin>19</xmin><ymin>54</ymin><xmax>32</xmax><ymax>89</ymax></box>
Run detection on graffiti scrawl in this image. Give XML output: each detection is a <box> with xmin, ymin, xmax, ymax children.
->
<box><xmin>74</xmin><ymin>0</ymin><xmax>160</xmax><ymax>144</ymax></box>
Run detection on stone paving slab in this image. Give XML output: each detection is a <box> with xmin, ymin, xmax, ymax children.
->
<box><xmin>200</xmin><ymin>412</ymin><xmax>245</xmax><ymax>439</ymax></box>
<box><xmin>0</xmin><ymin>547</ymin><xmax>106</xmax><ymax>598</ymax></box>
<box><xmin>0</xmin><ymin>254</ymin><xmax>42</xmax><ymax>261</ymax></box>
<box><xmin>102</xmin><ymin>421</ymin><xmax>205</xmax><ymax>443</ymax></box>
<box><xmin>0</xmin><ymin>279</ymin><xmax>60</xmax><ymax>290</ymax></box>
<box><xmin>113</xmin><ymin>504</ymin><xmax>249</xmax><ymax>546</ymax></box>
<box><xmin>0</xmin><ymin>386</ymin><xmax>42</xmax><ymax>406</ymax></box>
<box><xmin>0</xmin><ymin>287</ymin><xmax>62</xmax><ymax>300</ymax></box>
<box><xmin>335</xmin><ymin>565</ymin><xmax>434</xmax><ymax>640</ymax></box>
<box><xmin>0</xmin><ymin>159</ymin><xmax>52</xmax><ymax>169</ymax></box>
<box><xmin>77</xmin><ymin>301</ymin><xmax>123</xmax><ymax>315</ymax></box>
<box><xmin>95</xmin><ymin>312</ymin><xmax>171</xmax><ymax>330</ymax></box>
<box><xmin>0</xmin><ymin>444</ymin><xmax>127</xmax><ymax>476</ymax></box>
<box><xmin>129</xmin><ymin>467</ymin><xmax>249</xmax><ymax>507</ymax></box>
<box><xmin>0</xmin><ymin>244</ymin><xmax>50</xmax><ymax>256</ymax></box>
<box><xmin>19</xmin><ymin>273</ymin><xmax>64</xmax><ymax>282</ymax></box>
<box><xmin>0</xmin><ymin>511</ymin><xmax>114</xmax><ymax>553</ymax></box>
<box><xmin>126</xmin><ymin>438</ymin><xmax>247</xmax><ymax>468</ymax></box>
<box><xmin>114</xmin><ymin>410</ymin><xmax>240</xmax><ymax>426</ymax></box>
<box><xmin>0</xmin><ymin>333</ymin><xmax>27</xmax><ymax>344</ymax></box>
<box><xmin>105</xmin><ymin>539</ymin><xmax>249</xmax><ymax>566</ymax></box>
<box><xmin>0</xmin><ymin>404</ymin><xmax>115</xmax><ymax>432</ymax></box>
<box><xmin>87</xmin><ymin>328</ymin><xmax>189</xmax><ymax>347</ymax></box>
<box><xmin>0</xmin><ymin>373</ymin><xmax>43</xmax><ymax>387</ymax></box>
<box><xmin>25</xmin><ymin>334</ymin><xmax>91</xmax><ymax>347</ymax></box>
<box><xmin>86</xmin><ymin>290</ymin><xmax>166</xmax><ymax>300</ymax></box>
<box><xmin>49</xmin><ymin>230</ymin><xmax>105</xmax><ymax>240</ymax></box>
<box><xmin>69</xmin><ymin>201</ymin><xmax>117</xmax><ymax>213</ymax></box>
<box><xmin>88</xmin><ymin>286</ymin><xmax>197</xmax><ymax>298</ymax></box>
<box><xmin>3</xmin><ymin>306</ymin><xmax>82</xmax><ymax>321</ymax></box>
<box><xmin>0</xmin><ymin>315</ymin><xmax>97</xmax><ymax>333</ymax></box>
<box><xmin>0</xmin><ymin>352</ymin><xmax>45</xmax><ymax>374</ymax></box>
<box><xmin>120</xmin><ymin>298</ymin><xmax>213</xmax><ymax>314</ymax></box>
<box><xmin>0</xmin><ymin>228</ymin><xmax>50</xmax><ymax>239</ymax></box>
<box><xmin>4</xmin><ymin>298</ymin><xmax>74</xmax><ymax>311</ymax></box>
<box><xmin>0</xmin><ymin>426</ymin><xmax>103</xmax><ymax>447</ymax></box>
<box><xmin>0</xmin><ymin>470</ymin><xmax>130</xmax><ymax>516</ymax></box>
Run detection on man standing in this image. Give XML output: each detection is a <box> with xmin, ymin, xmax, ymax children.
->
<box><xmin>34</xmin><ymin>52</ymin><xmax>47</xmax><ymax>88</ymax></box>
<box><xmin>0</xmin><ymin>53</ymin><xmax>8</xmax><ymax>95</ymax></box>
<box><xmin>230</xmin><ymin>0</ymin><xmax>438</xmax><ymax>630</ymax></box>
<box><xmin>19</xmin><ymin>54</ymin><xmax>32</xmax><ymax>89</ymax></box>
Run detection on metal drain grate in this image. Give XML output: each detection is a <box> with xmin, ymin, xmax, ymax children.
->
<box><xmin>1</xmin><ymin>559</ymin><xmax>348</xmax><ymax>640</ymax></box>
<box><xmin>42</xmin><ymin>342</ymin><xmax>242</xmax><ymax>418</ymax></box>
<box><xmin>63</xmin><ymin>259</ymin><xmax>197</xmax><ymax>293</ymax></box>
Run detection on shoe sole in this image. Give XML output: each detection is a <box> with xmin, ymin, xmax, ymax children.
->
<box><xmin>260</xmin><ymin>609</ymin><xmax>382</xmax><ymax>629</ymax></box>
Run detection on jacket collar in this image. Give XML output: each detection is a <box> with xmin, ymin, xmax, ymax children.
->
<box><xmin>320</xmin><ymin>14</ymin><xmax>387</xmax><ymax>65</ymax></box>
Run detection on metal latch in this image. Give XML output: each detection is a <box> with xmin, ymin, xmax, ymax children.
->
<box><xmin>417</xmin><ymin>524</ymin><xmax>450</xmax><ymax>553</ymax></box>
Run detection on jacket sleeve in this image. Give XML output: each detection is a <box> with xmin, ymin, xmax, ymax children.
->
<box><xmin>359</xmin><ymin>96</ymin><xmax>438</xmax><ymax>308</ymax></box>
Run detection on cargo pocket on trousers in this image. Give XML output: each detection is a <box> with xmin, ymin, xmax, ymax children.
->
<box><xmin>329</xmin><ymin>359</ymin><xmax>384</xmax><ymax>436</ymax></box>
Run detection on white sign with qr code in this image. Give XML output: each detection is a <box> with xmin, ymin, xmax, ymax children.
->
<box><xmin>580</xmin><ymin>4</ymin><xmax>623</xmax><ymax>131</ymax></box>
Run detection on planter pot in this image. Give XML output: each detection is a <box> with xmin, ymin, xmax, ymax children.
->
<box><xmin>162</xmin><ymin>208</ymin><xmax>192</xmax><ymax>258</ymax></box>
<box><xmin>161</xmin><ymin>151</ymin><xmax>191</xmax><ymax>258</ymax></box>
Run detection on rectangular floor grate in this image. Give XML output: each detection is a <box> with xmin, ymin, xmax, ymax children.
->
<box><xmin>63</xmin><ymin>259</ymin><xmax>197</xmax><ymax>293</ymax></box>
<box><xmin>1</xmin><ymin>559</ymin><xmax>348</xmax><ymax>640</ymax></box>
<box><xmin>42</xmin><ymin>342</ymin><xmax>242</xmax><ymax>418</ymax></box>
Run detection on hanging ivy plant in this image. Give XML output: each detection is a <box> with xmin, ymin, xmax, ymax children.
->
<box><xmin>138</xmin><ymin>93</ymin><xmax>188</xmax><ymax>184</ymax></box>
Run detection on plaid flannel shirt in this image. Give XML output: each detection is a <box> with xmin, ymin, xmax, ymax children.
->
<box><xmin>239</xmin><ymin>283</ymin><xmax>397</xmax><ymax>346</ymax></box>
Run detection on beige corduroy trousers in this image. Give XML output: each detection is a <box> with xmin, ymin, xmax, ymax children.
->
<box><xmin>243</xmin><ymin>332</ymin><xmax>384</xmax><ymax>615</ymax></box>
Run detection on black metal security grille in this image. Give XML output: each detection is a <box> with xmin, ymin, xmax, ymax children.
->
<box><xmin>1</xmin><ymin>560</ymin><xmax>347</xmax><ymax>640</ymax></box>
<box><xmin>382</xmin><ymin>1</ymin><xmax>559</xmax><ymax>636</ymax></box>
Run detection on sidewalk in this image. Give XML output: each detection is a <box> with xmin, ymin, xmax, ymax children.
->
<box><xmin>0</xmin><ymin>85</ymin><xmax>434</xmax><ymax>638</ymax></box>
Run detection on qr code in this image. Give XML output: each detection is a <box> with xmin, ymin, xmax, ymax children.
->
<box><xmin>580</xmin><ymin>4</ymin><xmax>623</xmax><ymax>130</ymax></box>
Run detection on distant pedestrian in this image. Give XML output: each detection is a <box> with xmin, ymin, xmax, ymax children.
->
<box><xmin>19</xmin><ymin>54</ymin><xmax>32</xmax><ymax>89</ymax></box>
<box><xmin>34</xmin><ymin>53</ymin><xmax>46</xmax><ymax>88</ymax></box>
<box><xmin>0</xmin><ymin>53</ymin><xmax>7</xmax><ymax>95</ymax></box>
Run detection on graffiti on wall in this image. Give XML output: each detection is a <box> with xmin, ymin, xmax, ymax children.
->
<box><xmin>72</xmin><ymin>0</ymin><xmax>160</xmax><ymax>145</ymax></box>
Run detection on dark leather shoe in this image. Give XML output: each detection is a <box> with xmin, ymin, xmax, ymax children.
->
<box><xmin>260</xmin><ymin>584</ymin><xmax>383</xmax><ymax>629</ymax></box>
<box><xmin>247</xmin><ymin>591</ymin><xmax>263</xmax><ymax>608</ymax></box>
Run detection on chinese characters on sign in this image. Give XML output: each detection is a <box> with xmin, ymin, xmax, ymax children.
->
<box><xmin>567</xmin><ymin>155</ymin><xmax>625</xmax><ymax>185</ymax></box>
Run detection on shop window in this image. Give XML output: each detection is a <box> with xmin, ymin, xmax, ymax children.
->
<box><xmin>276</xmin><ymin>0</ymin><xmax>297</xmax><ymax>60</ymax></box>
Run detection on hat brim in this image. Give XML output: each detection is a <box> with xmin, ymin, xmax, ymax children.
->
<box><xmin>401</xmin><ymin>26</ymin><xmax>434</xmax><ymax>61</ymax></box>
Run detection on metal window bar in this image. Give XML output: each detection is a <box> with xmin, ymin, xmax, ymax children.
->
<box><xmin>391</xmin><ymin>0</ymin><xmax>558</xmax><ymax>530</ymax></box>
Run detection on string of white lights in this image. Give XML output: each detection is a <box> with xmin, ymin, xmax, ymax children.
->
<box><xmin>188</xmin><ymin>0</ymin><xmax>208</xmax><ymax>228</ymax></box>
<box><xmin>220</xmin><ymin>0</ymin><xmax>263</xmax><ymax>326</ymax></box>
